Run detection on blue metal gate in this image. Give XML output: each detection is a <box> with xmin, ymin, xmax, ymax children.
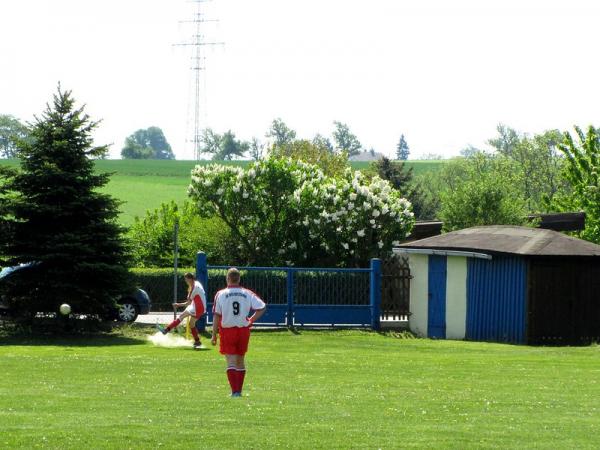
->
<box><xmin>428</xmin><ymin>255</ymin><xmax>447</xmax><ymax>338</ymax></box>
<box><xmin>195</xmin><ymin>253</ymin><xmax>382</xmax><ymax>330</ymax></box>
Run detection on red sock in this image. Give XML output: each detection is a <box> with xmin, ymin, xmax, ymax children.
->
<box><xmin>226</xmin><ymin>368</ymin><xmax>237</xmax><ymax>393</ymax></box>
<box><xmin>191</xmin><ymin>327</ymin><xmax>200</xmax><ymax>342</ymax></box>
<box><xmin>166</xmin><ymin>318</ymin><xmax>181</xmax><ymax>331</ymax></box>
<box><xmin>236</xmin><ymin>369</ymin><xmax>246</xmax><ymax>393</ymax></box>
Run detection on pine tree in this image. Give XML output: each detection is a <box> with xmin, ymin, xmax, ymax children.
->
<box><xmin>396</xmin><ymin>134</ymin><xmax>410</xmax><ymax>160</ymax></box>
<box><xmin>1</xmin><ymin>88</ymin><xmax>131</xmax><ymax>319</ymax></box>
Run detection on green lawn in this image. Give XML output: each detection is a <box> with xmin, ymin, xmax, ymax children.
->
<box><xmin>1</xmin><ymin>329</ymin><xmax>599</xmax><ymax>449</ymax></box>
<box><xmin>0</xmin><ymin>159</ymin><xmax>445</xmax><ymax>226</ymax></box>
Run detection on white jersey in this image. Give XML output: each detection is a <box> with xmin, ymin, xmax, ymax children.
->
<box><xmin>186</xmin><ymin>280</ymin><xmax>207</xmax><ymax>315</ymax></box>
<box><xmin>213</xmin><ymin>286</ymin><xmax>266</xmax><ymax>328</ymax></box>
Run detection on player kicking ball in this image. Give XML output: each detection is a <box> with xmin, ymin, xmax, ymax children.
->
<box><xmin>211</xmin><ymin>268</ymin><xmax>266</xmax><ymax>397</ymax></box>
<box><xmin>158</xmin><ymin>272</ymin><xmax>206</xmax><ymax>350</ymax></box>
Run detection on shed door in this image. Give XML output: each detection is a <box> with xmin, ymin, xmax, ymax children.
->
<box><xmin>428</xmin><ymin>255</ymin><xmax>447</xmax><ymax>338</ymax></box>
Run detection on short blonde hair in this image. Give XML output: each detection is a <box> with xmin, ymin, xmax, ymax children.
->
<box><xmin>227</xmin><ymin>267</ymin><xmax>240</xmax><ymax>284</ymax></box>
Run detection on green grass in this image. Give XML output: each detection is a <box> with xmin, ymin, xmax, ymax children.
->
<box><xmin>0</xmin><ymin>159</ymin><xmax>446</xmax><ymax>226</ymax></box>
<box><xmin>1</xmin><ymin>329</ymin><xmax>599</xmax><ymax>449</ymax></box>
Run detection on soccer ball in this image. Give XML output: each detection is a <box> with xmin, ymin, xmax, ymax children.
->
<box><xmin>59</xmin><ymin>304</ymin><xmax>71</xmax><ymax>315</ymax></box>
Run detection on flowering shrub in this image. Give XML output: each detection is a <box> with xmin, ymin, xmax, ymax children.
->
<box><xmin>188</xmin><ymin>156</ymin><xmax>414</xmax><ymax>267</ymax></box>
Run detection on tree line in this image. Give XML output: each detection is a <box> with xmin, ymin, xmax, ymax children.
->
<box><xmin>1</xmin><ymin>115</ymin><xmax>411</xmax><ymax>161</ymax></box>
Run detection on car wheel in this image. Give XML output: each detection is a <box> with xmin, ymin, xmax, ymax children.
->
<box><xmin>117</xmin><ymin>302</ymin><xmax>138</xmax><ymax>323</ymax></box>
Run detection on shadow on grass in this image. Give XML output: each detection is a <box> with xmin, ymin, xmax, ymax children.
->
<box><xmin>0</xmin><ymin>334</ymin><xmax>147</xmax><ymax>347</ymax></box>
<box><xmin>0</xmin><ymin>320</ymin><xmax>149</xmax><ymax>347</ymax></box>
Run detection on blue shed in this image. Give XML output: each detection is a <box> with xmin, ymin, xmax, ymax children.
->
<box><xmin>395</xmin><ymin>226</ymin><xmax>600</xmax><ymax>345</ymax></box>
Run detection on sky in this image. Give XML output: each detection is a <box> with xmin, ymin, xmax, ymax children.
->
<box><xmin>1</xmin><ymin>0</ymin><xmax>600</xmax><ymax>160</ymax></box>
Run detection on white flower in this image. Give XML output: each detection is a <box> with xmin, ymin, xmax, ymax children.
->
<box><xmin>286</xmin><ymin>261</ymin><xmax>294</xmax><ymax>266</ymax></box>
<box><xmin>351</xmin><ymin>237</ymin><xmax>357</xmax><ymax>243</ymax></box>
<box><xmin>247</xmin><ymin>169</ymin><xmax>256</xmax><ymax>178</ymax></box>
<box><xmin>357</xmin><ymin>229</ymin><xmax>365</xmax><ymax>237</ymax></box>
<box><xmin>347</xmin><ymin>203</ymin><xmax>354</xmax><ymax>210</ymax></box>
<box><xmin>278</xmin><ymin>248</ymin><xmax>286</xmax><ymax>255</ymax></box>
<box><xmin>392</xmin><ymin>240</ymin><xmax>400</xmax><ymax>246</ymax></box>
<box><xmin>232</xmin><ymin>184</ymin><xmax>241</xmax><ymax>193</ymax></box>
<box><xmin>381</xmin><ymin>205</ymin><xmax>389</xmax><ymax>215</ymax></box>
<box><xmin>370</xmin><ymin>219</ymin><xmax>375</xmax><ymax>225</ymax></box>
<box><xmin>216</xmin><ymin>188</ymin><xmax>224</xmax><ymax>196</ymax></box>
<box><xmin>342</xmin><ymin>243</ymin><xmax>349</xmax><ymax>250</ymax></box>
<box><xmin>313</xmin><ymin>218</ymin><xmax>320</xmax><ymax>225</ymax></box>
<box><xmin>378</xmin><ymin>241</ymin><xmax>384</xmax><ymax>249</ymax></box>
<box><xmin>372</xmin><ymin>209</ymin><xmax>380</xmax><ymax>217</ymax></box>
<box><xmin>289</xmin><ymin>242</ymin><xmax>297</xmax><ymax>250</ymax></box>
<box><xmin>349</xmin><ymin>193</ymin><xmax>357</xmax><ymax>201</ymax></box>
<box><xmin>303</xmin><ymin>219</ymin><xmax>309</xmax><ymax>226</ymax></box>
<box><xmin>242</xmin><ymin>192</ymin><xmax>249</xmax><ymax>199</ymax></box>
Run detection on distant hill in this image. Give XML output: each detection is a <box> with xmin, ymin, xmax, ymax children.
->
<box><xmin>0</xmin><ymin>159</ymin><xmax>445</xmax><ymax>226</ymax></box>
<box><xmin>349</xmin><ymin>151</ymin><xmax>386</xmax><ymax>162</ymax></box>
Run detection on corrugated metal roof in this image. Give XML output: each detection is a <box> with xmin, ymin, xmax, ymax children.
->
<box><xmin>398</xmin><ymin>225</ymin><xmax>600</xmax><ymax>257</ymax></box>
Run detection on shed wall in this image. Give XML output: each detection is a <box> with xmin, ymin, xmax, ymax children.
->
<box><xmin>466</xmin><ymin>257</ymin><xmax>527</xmax><ymax>344</ymax></box>
<box><xmin>528</xmin><ymin>259</ymin><xmax>600</xmax><ymax>344</ymax></box>
<box><xmin>408</xmin><ymin>254</ymin><xmax>428</xmax><ymax>337</ymax></box>
<box><xmin>446</xmin><ymin>257</ymin><xmax>467</xmax><ymax>339</ymax></box>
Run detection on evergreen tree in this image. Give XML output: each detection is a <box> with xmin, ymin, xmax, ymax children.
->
<box><xmin>396</xmin><ymin>134</ymin><xmax>410</xmax><ymax>160</ymax></box>
<box><xmin>0</xmin><ymin>88</ymin><xmax>131</xmax><ymax>319</ymax></box>
<box><xmin>372</xmin><ymin>157</ymin><xmax>429</xmax><ymax>219</ymax></box>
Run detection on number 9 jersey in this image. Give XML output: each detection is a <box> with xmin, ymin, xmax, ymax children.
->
<box><xmin>213</xmin><ymin>286</ymin><xmax>266</xmax><ymax>328</ymax></box>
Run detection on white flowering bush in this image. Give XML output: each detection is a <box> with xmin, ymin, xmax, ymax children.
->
<box><xmin>188</xmin><ymin>156</ymin><xmax>414</xmax><ymax>267</ymax></box>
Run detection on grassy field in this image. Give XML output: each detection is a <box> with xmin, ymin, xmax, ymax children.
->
<box><xmin>0</xmin><ymin>159</ymin><xmax>445</xmax><ymax>225</ymax></box>
<box><xmin>1</xmin><ymin>328</ymin><xmax>599</xmax><ymax>449</ymax></box>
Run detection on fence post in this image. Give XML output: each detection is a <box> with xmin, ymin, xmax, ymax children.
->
<box><xmin>370</xmin><ymin>258</ymin><xmax>382</xmax><ymax>330</ymax></box>
<box><xmin>196</xmin><ymin>252</ymin><xmax>208</xmax><ymax>331</ymax></box>
<box><xmin>286</xmin><ymin>269</ymin><xmax>294</xmax><ymax>327</ymax></box>
<box><xmin>173</xmin><ymin>220</ymin><xmax>179</xmax><ymax>320</ymax></box>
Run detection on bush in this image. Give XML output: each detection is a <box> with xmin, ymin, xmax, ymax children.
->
<box><xmin>188</xmin><ymin>156</ymin><xmax>415</xmax><ymax>267</ymax></box>
<box><xmin>436</xmin><ymin>153</ymin><xmax>529</xmax><ymax>231</ymax></box>
<box><xmin>128</xmin><ymin>201</ymin><xmax>238</xmax><ymax>267</ymax></box>
<box><xmin>131</xmin><ymin>267</ymin><xmax>194</xmax><ymax>312</ymax></box>
<box><xmin>206</xmin><ymin>269</ymin><xmax>369</xmax><ymax>306</ymax></box>
<box><xmin>133</xmin><ymin>267</ymin><xmax>372</xmax><ymax>311</ymax></box>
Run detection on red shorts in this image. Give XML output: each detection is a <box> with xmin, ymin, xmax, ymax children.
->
<box><xmin>219</xmin><ymin>326</ymin><xmax>251</xmax><ymax>356</ymax></box>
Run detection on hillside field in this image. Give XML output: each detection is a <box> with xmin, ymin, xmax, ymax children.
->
<box><xmin>0</xmin><ymin>159</ymin><xmax>445</xmax><ymax>225</ymax></box>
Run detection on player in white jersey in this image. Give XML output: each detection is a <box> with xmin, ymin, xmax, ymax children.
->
<box><xmin>158</xmin><ymin>273</ymin><xmax>207</xmax><ymax>349</ymax></box>
<box><xmin>211</xmin><ymin>268</ymin><xmax>266</xmax><ymax>397</ymax></box>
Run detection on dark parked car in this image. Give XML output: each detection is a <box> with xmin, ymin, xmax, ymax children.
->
<box><xmin>0</xmin><ymin>264</ymin><xmax>151</xmax><ymax>323</ymax></box>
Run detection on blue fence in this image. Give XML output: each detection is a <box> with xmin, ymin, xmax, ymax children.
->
<box><xmin>195</xmin><ymin>252</ymin><xmax>381</xmax><ymax>330</ymax></box>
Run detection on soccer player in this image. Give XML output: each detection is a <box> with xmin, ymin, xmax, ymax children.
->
<box><xmin>158</xmin><ymin>272</ymin><xmax>206</xmax><ymax>349</ymax></box>
<box><xmin>211</xmin><ymin>268</ymin><xmax>266</xmax><ymax>397</ymax></box>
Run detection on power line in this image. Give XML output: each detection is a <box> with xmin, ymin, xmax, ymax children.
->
<box><xmin>174</xmin><ymin>0</ymin><xmax>224</xmax><ymax>160</ymax></box>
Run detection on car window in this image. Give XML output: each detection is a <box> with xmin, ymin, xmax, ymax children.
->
<box><xmin>0</xmin><ymin>267</ymin><xmax>16</xmax><ymax>279</ymax></box>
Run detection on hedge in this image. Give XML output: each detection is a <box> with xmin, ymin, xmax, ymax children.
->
<box><xmin>131</xmin><ymin>268</ymin><xmax>195</xmax><ymax>312</ymax></box>
<box><xmin>132</xmin><ymin>267</ymin><xmax>370</xmax><ymax>311</ymax></box>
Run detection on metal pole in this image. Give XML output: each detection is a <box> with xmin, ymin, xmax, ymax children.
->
<box><xmin>173</xmin><ymin>220</ymin><xmax>179</xmax><ymax>320</ymax></box>
<box><xmin>370</xmin><ymin>258</ymin><xmax>382</xmax><ymax>331</ymax></box>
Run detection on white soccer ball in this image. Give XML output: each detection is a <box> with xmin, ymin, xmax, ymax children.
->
<box><xmin>59</xmin><ymin>304</ymin><xmax>71</xmax><ymax>315</ymax></box>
